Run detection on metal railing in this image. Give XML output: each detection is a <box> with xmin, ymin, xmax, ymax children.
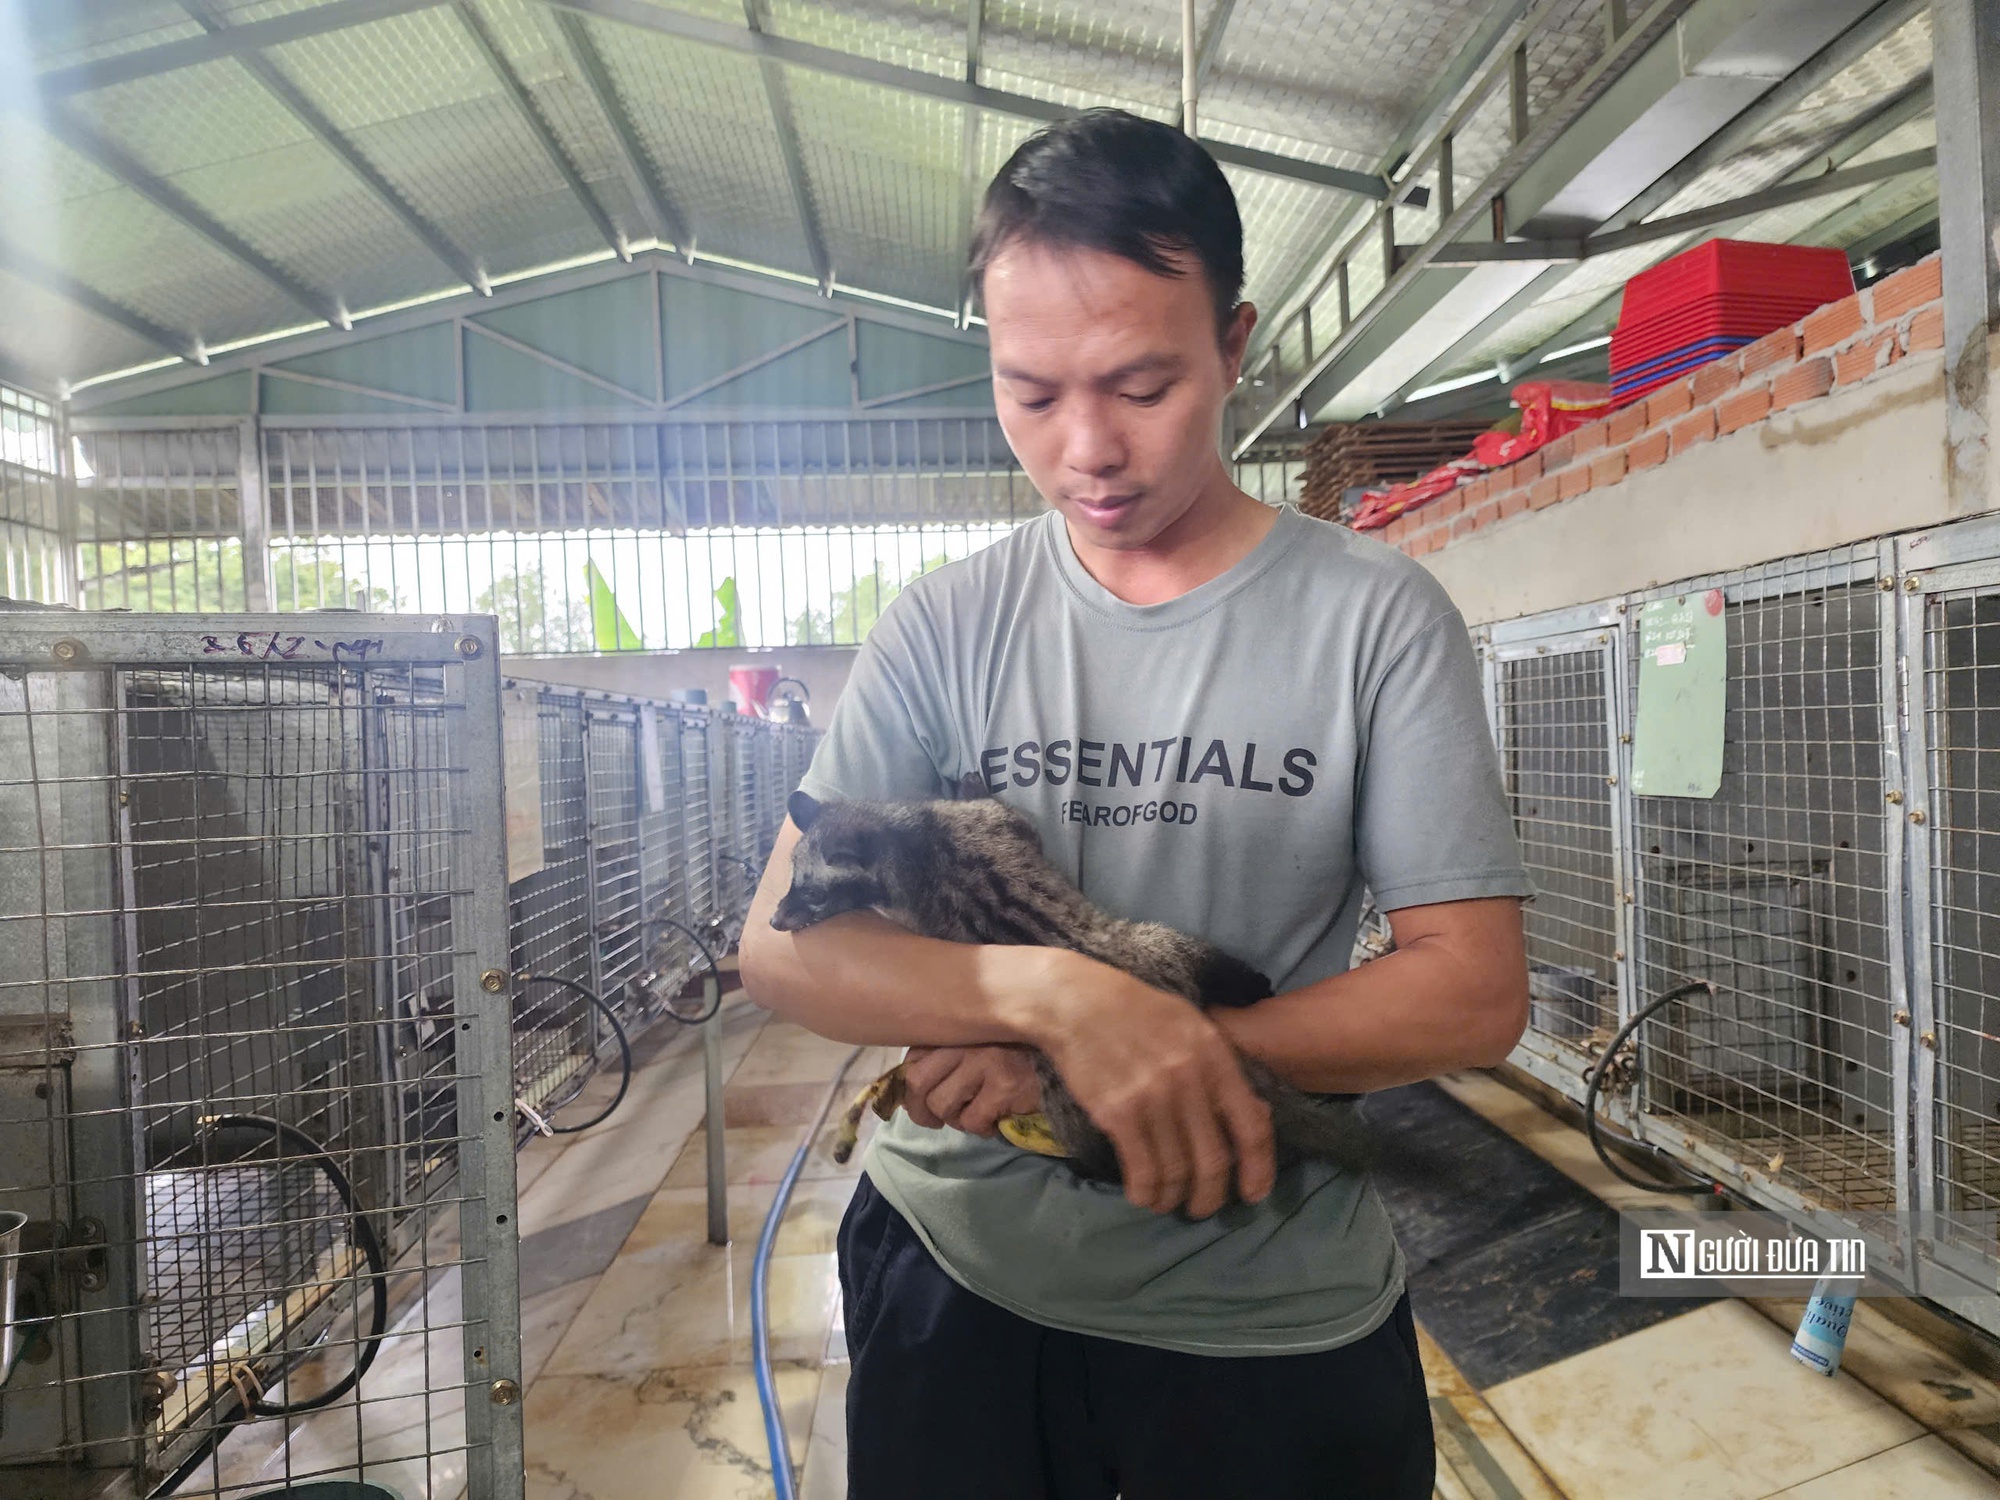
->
<box><xmin>1</xmin><ymin>385</ymin><xmax>69</xmax><ymax>605</ymax></box>
<box><xmin>1480</xmin><ymin>515</ymin><xmax>2000</xmax><ymax>1334</ymax></box>
<box><xmin>64</xmin><ymin>415</ymin><xmax>1035</xmax><ymax>648</ymax></box>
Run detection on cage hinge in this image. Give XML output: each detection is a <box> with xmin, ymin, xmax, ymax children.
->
<box><xmin>15</xmin><ymin>1217</ymin><xmax>110</xmax><ymax>1332</ymax></box>
<box><xmin>1897</xmin><ymin>650</ymin><xmax>1911</xmax><ymax>735</ymax></box>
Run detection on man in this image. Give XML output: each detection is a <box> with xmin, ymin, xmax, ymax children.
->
<box><xmin>740</xmin><ymin>109</ymin><xmax>1531</xmax><ymax>1499</ymax></box>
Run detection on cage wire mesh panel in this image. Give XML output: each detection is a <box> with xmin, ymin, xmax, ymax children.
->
<box><xmin>585</xmin><ymin>703</ymin><xmax>646</xmax><ymax>1004</ymax></box>
<box><xmin>507</xmin><ymin>687</ymin><xmax>595</xmax><ymax>1116</ymax></box>
<box><xmin>1627</xmin><ymin>549</ymin><xmax>1898</xmax><ymax>1217</ymax></box>
<box><xmin>1495</xmin><ymin>638</ymin><xmax>1622</xmax><ymax>1049</ymax></box>
<box><xmin>0</xmin><ymin>612</ymin><xmax>521</xmax><ymax>1500</ymax></box>
<box><xmin>1</xmin><ymin>385</ymin><xmax>69</xmax><ymax>605</ymax></box>
<box><xmin>237</xmin><ymin>417</ymin><xmax>1034</xmax><ymax>650</ymax></box>
<box><xmin>1918</xmin><ymin>572</ymin><xmax>2000</xmax><ymax>1268</ymax></box>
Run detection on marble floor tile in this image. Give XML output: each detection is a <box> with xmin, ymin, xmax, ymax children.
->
<box><xmin>661</xmin><ymin>1119</ymin><xmax>871</xmax><ymax>1191</ymax></box>
<box><xmin>798</xmin><ymin>1359</ymin><xmax>850</xmax><ymax>1500</ymax></box>
<box><xmin>725</xmin><ymin>1080</ymin><xmax>842</xmax><ymax>1127</ymax></box>
<box><xmin>1413</xmin><ymin>1322</ymin><xmax>1565</xmax><ymax>1500</ymax></box>
<box><xmin>1485</xmin><ymin>1300</ymin><xmax>1923</xmax><ymax>1500</ymax></box>
<box><xmin>523</xmin><ymin>1277</ymin><xmax>600</xmax><ymax>1389</ymax></box>
<box><xmin>545</xmin><ymin>1245</ymin><xmax>839</xmax><ymax>1375</ymax></box>
<box><xmin>1764</xmin><ymin>1434</ymin><xmax>2000</xmax><ymax>1497</ymax></box>
<box><xmin>524</xmin><ymin>1361</ymin><xmax>820</xmax><ymax>1500</ymax></box>
<box><xmin>517</xmin><ymin>1012</ymin><xmax>767</xmax><ymax>1239</ymax></box>
<box><xmin>623</xmin><ymin>1178</ymin><xmax>859</xmax><ymax>1261</ymax></box>
<box><xmin>518</xmin><ymin>1192</ymin><xmax>652</xmax><ymax>1300</ymax></box>
<box><xmin>728</xmin><ymin>1023</ymin><xmax>868</xmax><ymax>1087</ymax></box>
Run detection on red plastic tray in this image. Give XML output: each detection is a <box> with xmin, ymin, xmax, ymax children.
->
<box><xmin>1612</xmin><ymin>302</ymin><xmax>1828</xmax><ymax>366</ymax></box>
<box><xmin>1620</xmin><ymin>239</ymin><xmax>1853</xmax><ymax>325</ymax></box>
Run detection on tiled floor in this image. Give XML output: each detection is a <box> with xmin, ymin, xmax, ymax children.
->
<box><xmin>185</xmin><ymin>996</ymin><xmax>2000</xmax><ymax>1498</ymax></box>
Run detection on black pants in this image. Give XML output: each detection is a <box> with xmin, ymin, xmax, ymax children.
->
<box><xmin>838</xmin><ymin>1173</ymin><xmax>1435</xmax><ymax>1499</ymax></box>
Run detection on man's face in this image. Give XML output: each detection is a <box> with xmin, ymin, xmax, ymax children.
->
<box><xmin>983</xmin><ymin>238</ymin><xmax>1255</xmax><ymax>551</ymax></box>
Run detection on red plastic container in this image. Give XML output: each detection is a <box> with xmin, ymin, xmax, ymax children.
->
<box><xmin>1618</xmin><ymin>240</ymin><xmax>1854</xmax><ymax>327</ymax></box>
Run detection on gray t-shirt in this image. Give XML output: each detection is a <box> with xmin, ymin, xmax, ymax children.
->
<box><xmin>797</xmin><ymin>503</ymin><xmax>1531</xmax><ymax>1355</ymax></box>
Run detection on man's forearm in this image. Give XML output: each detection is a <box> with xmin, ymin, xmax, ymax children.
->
<box><xmin>738</xmin><ymin>900</ymin><xmax>1067</xmax><ymax>1049</ymax></box>
<box><xmin>1213</xmin><ymin>933</ymin><xmax>1529</xmax><ymax>1094</ymax></box>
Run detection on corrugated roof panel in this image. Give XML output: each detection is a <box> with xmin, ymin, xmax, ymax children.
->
<box><xmin>1215</xmin><ymin>0</ymin><xmax>1497</xmax><ymax>164</ymax></box>
<box><xmin>764</xmin><ymin>0</ymin><xmax>966</xmax><ymax>79</ymax></box>
<box><xmin>269</xmin><ymin>5</ymin><xmax>611</xmax><ymax>279</ymax></box>
<box><xmin>784</xmin><ymin>71</ymin><xmax>963</xmax><ymax>309</ymax></box>
<box><xmin>0</xmin><ymin>268</ymin><xmax>165</xmax><ymax>383</ymax></box>
<box><xmin>62</xmin><ymin>55</ymin><xmax>455</xmax><ymax>315</ymax></box>
<box><xmin>465</xmin><ymin>0</ymin><xmax>652</xmax><ymax>242</ymax></box>
<box><xmin>584</xmin><ymin>20</ymin><xmax>816</xmax><ymax>277</ymax></box>
<box><xmin>1</xmin><ymin>123</ymin><xmax>306</xmax><ymax>345</ymax></box>
<box><xmin>1227</xmin><ymin>168</ymin><xmax>1353</xmax><ymax>317</ymax></box>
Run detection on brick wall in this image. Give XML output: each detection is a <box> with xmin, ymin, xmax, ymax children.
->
<box><xmin>1381</xmin><ymin>254</ymin><xmax>1944</xmax><ymax>560</ymax></box>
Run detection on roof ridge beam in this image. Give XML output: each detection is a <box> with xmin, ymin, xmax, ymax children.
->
<box><xmin>551</xmin><ymin>8</ymin><xmax>696</xmax><ymax>256</ymax></box>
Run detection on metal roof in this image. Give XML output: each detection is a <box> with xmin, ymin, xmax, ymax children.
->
<box><xmin>6</xmin><ymin>0</ymin><xmax>1943</xmax><ymax>413</ymax></box>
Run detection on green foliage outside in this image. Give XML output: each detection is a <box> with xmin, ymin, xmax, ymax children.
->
<box><xmin>476</xmin><ymin>564</ymin><xmax>594</xmax><ymax>653</ymax></box>
<box><xmin>80</xmin><ymin>538</ymin><xmax>405</xmax><ymax>613</ymax></box>
<box><xmin>789</xmin><ymin>554</ymin><xmax>951</xmax><ymax>645</ymax></box>
<box><xmin>695</xmin><ymin>577</ymin><xmax>743</xmax><ymax>649</ymax></box>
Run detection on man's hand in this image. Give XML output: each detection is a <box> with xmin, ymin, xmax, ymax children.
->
<box><xmin>902</xmin><ymin>1045</ymin><xmax>1042</xmax><ymax>1137</ymax></box>
<box><xmin>1020</xmin><ymin>953</ymin><xmax>1275</xmax><ymax>1220</ymax></box>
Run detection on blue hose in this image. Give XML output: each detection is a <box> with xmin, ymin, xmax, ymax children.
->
<box><xmin>753</xmin><ymin>1044</ymin><xmax>864</xmax><ymax>1500</ymax></box>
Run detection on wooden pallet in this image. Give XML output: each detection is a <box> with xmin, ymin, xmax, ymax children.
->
<box><xmin>1299</xmin><ymin>418</ymin><xmax>1494</xmax><ymax>521</ymax></box>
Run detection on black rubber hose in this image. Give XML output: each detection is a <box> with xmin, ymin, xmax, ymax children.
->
<box><xmin>516</xmin><ymin>974</ymin><xmax>633</xmax><ymax>1134</ymax></box>
<box><xmin>638</xmin><ymin>916</ymin><xmax>726</xmax><ymax>1025</ymax></box>
<box><xmin>191</xmin><ymin>1113</ymin><xmax>390</xmax><ymax>1416</ymax></box>
<box><xmin>1581</xmin><ymin>979</ymin><xmax>1727</xmax><ymax>1197</ymax></box>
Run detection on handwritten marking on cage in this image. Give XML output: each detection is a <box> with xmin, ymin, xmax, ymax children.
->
<box><xmin>196</xmin><ymin>630</ymin><xmax>386</xmax><ymax>661</ymax></box>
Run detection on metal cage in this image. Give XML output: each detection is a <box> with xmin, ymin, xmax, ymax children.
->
<box><xmin>0</xmin><ymin>611</ymin><xmax>522</xmax><ymax>1500</ymax></box>
<box><xmin>1479</xmin><ymin>526</ymin><xmax>2000</xmax><ymax>1330</ymax></box>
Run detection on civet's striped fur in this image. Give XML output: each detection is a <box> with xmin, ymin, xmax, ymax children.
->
<box><xmin>771</xmin><ymin>777</ymin><xmax>1378</xmax><ymax>1186</ymax></box>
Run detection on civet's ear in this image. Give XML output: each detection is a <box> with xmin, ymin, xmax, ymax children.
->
<box><xmin>788</xmin><ymin>789</ymin><xmax>821</xmax><ymax>831</ymax></box>
<box><xmin>955</xmin><ymin>771</ymin><xmax>991</xmax><ymax>801</ymax></box>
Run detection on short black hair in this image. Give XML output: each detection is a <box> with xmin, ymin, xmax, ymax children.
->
<box><xmin>968</xmin><ymin>108</ymin><xmax>1245</xmax><ymax>337</ymax></box>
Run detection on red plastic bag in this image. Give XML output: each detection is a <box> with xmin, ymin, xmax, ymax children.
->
<box><xmin>1472</xmin><ymin>380</ymin><xmax>1615</xmax><ymax>468</ymax></box>
<box><xmin>1351</xmin><ymin>456</ymin><xmax>1483</xmax><ymax>530</ymax></box>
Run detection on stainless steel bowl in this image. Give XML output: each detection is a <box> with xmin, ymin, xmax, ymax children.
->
<box><xmin>0</xmin><ymin>1209</ymin><xmax>26</xmax><ymax>1382</ymax></box>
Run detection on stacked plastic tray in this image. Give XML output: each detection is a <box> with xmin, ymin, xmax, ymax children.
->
<box><xmin>1610</xmin><ymin>240</ymin><xmax>1855</xmax><ymax>404</ymax></box>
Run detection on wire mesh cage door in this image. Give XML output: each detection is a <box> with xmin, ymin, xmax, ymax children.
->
<box><xmin>1905</xmin><ymin>545</ymin><xmax>2000</xmax><ymax>1301</ymax></box>
<box><xmin>1626</xmin><ymin>551</ymin><xmax>1902</xmax><ymax>1221</ymax></box>
<box><xmin>1487</xmin><ymin>621</ymin><xmax>1629</xmax><ymax>1062</ymax></box>
<box><xmin>714</xmin><ymin>715</ymin><xmax>758</xmax><ymax>941</ymax></box>
<box><xmin>583</xmin><ymin>704</ymin><xmax>644</xmax><ymax>1007</ymax></box>
<box><xmin>0</xmin><ymin>612</ymin><xmax>522</xmax><ymax>1500</ymax></box>
<box><xmin>507</xmin><ymin>689</ymin><xmax>595</xmax><ymax>1117</ymax></box>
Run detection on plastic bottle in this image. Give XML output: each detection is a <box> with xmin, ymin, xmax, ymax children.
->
<box><xmin>1789</xmin><ymin>1272</ymin><xmax>1857</xmax><ymax>1376</ymax></box>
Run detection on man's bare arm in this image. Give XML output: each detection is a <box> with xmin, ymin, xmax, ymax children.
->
<box><xmin>1210</xmin><ymin>896</ymin><xmax>1530</xmax><ymax>1094</ymax></box>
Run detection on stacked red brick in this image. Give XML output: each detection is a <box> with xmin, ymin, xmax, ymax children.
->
<box><xmin>1381</xmin><ymin>255</ymin><xmax>1943</xmax><ymax>559</ymax></box>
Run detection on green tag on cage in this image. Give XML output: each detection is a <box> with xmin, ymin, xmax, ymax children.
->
<box><xmin>1631</xmin><ymin>591</ymin><xmax>1727</xmax><ymax>799</ymax></box>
